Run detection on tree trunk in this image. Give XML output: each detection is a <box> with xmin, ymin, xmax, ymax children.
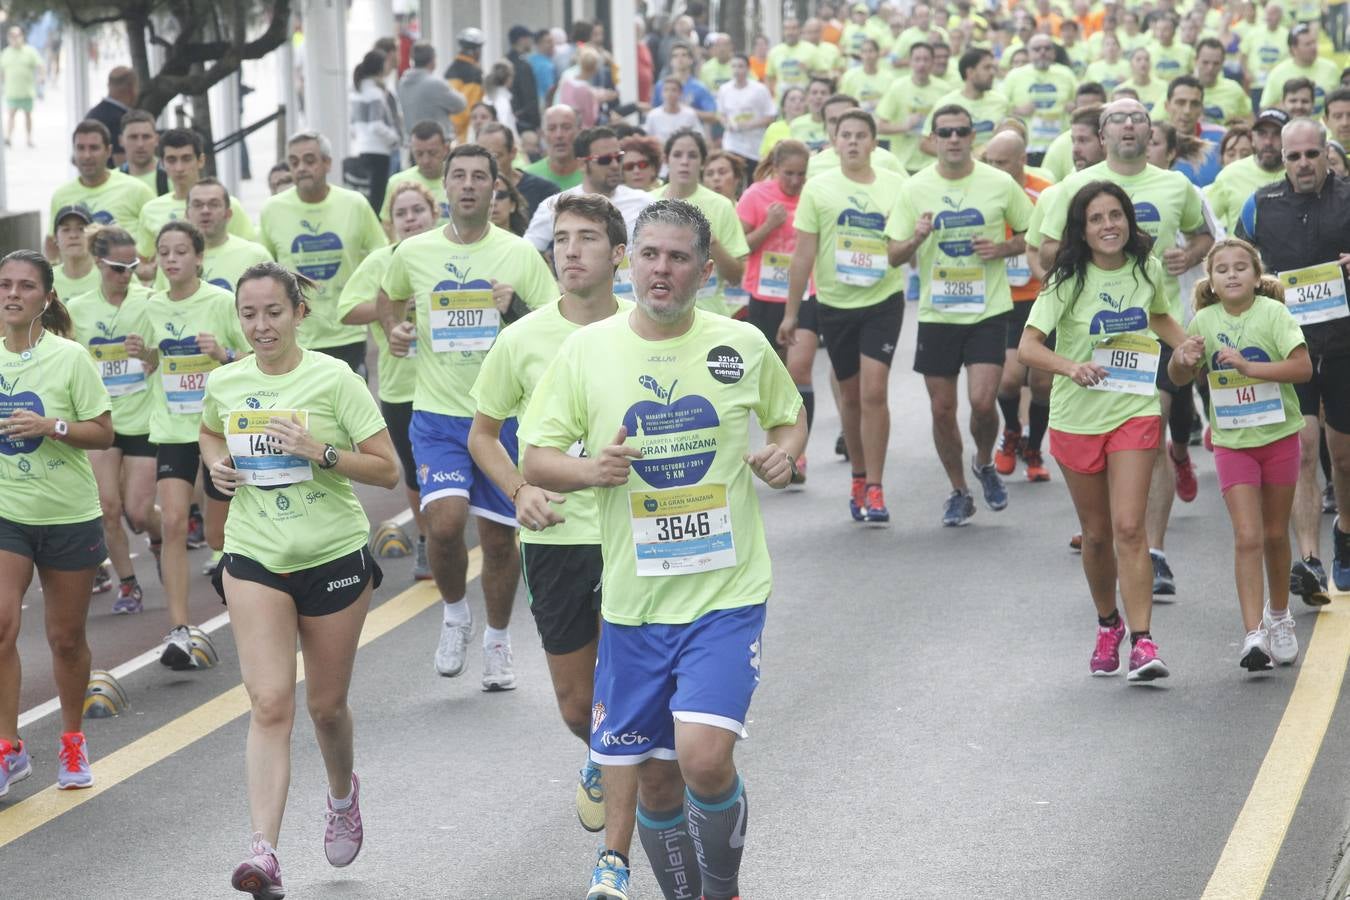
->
<box><xmin>721</xmin><ymin>0</ymin><xmax>747</xmax><ymax>50</ymax></box>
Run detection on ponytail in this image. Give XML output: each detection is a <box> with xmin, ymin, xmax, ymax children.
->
<box><xmin>752</xmin><ymin>139</ymin><xmax>809</xmax><ymax>183</ymax></box>
<box><xmin>1192</xmin><ymin>277</ymin><xmax>1220</xmax><ymax>311</ymax></box>
<box><xmin>1255</xmin><ymin>275</ymin><xmax>1285</xmax><ymax>303</ymax></box>
<box><xmin>42</xmin><ymin>297</ymin><xmax>73</xmax><ymax>339</ymax></box>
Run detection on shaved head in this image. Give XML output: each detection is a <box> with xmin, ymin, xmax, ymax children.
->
<box><xmin>983</xmin><ymin>130</ymin><xmax>1027</xmax><ymax>179</ymax></box>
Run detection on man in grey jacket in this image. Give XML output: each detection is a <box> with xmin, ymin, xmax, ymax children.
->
<box><xmin>398</xmin><ymin>43</ymin><xmax>466</xmax><ymax>136</ymax></box>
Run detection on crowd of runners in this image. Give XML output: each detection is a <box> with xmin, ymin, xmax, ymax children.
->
<box><xmin>1</xmin><ymin>2</ymin><xmax>1349</xmax><ymax>897</ymax></box>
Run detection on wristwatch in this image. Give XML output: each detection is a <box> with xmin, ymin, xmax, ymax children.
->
<box><xmin>53</xmin><ymin>418</ymin><xmax>69</xmax><ymax>439</ymax></box>
<box><xmin>319</xmin><ymin>443</ymin><xmax>340</xmax><ymax>469</ymax></box>
<box><xmin>224</xmin><ymin>349</ymin><xmax>237</xmax><ymax>363</ymax></box>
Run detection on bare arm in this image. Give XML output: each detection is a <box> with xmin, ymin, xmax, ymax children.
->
<box><xmin>2</xmin><ymin>409</ymin><xmax>113</xmax><ymax>451</ymax></box>
<box><xmin>469</xmin><ymin>411</ymin><xmax>567</xmax><ymax>531</ymax></box>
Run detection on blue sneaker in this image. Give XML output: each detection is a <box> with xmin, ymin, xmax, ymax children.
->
<box><xmin>1334</xmin><ymin>517</ymin><xmax>1350</xmax><ymax>592</ymax></box>
<box><xmin>576</xmin><ymin>760</ymin><xmax>605</xmax><ymax>833</ymax></box>
<box><xmin>849</xmin><ymin>476</ymin><xmax>866</xmax><ymax>522</ymax></box>
<box><xmin>587</xmin><ymin>850</ymin><xmax>631</xmax><ymax>899</ymax></box>
<box><xmin>942</xmin><ymin>490</ymin><xmax>976</xmax><ymax>527</ymax></box>
<box><xmin>971</xmin><ymin>458</ymin><xmax>1008</xmax><ymax>511</ymax></box>
<box><xmin>0</xmin><ymin>738</ymin><xmax>31</xmax><ymax>798</ymax></box>
<box><xmin>864</xmin><ymin>484</ymin><xmax>889</xmax><ymax>523</ymax></box>
<box><xmin>57</xmin><ymin>732</ymin><xmax>93</xmax><ymax>790</ymax></box>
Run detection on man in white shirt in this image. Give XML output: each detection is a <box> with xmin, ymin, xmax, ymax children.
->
<box><xmin>646</xmin><ymin>75</ymin><xmax>705</xmax><ymax>143</ymax></box>
<box><xmin>717</xmin><ymin>54</ymin><xmax>777</xmax><ymax>165</ymax></box>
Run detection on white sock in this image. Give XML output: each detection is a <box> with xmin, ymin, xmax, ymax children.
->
<box><xmin>442</xmin><ymin>599</ymin><xmax>470</xmax><ymax>626</ymax></box>
<box><xmin>329</xmin><ymin>788</ymin><xmax>353</xmax><ymax>810</ymax></box>
<box><xmin>483</xmin><ymin>625</ymin><xmax>510</xmax><ymax>647</ymax></box>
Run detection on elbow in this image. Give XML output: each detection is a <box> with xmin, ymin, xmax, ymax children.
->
<box><xmin>1295</xmin><ymin>359</ymin><xmax>1314</xmax><ymax>384</ymax></box>
<box><xmin>92</xmin><ymin>423</ymin><xmax>115</xmax><ymax>450</ymax></box>
<box><xmin>380</xmin><ymin>466</ymin><xmax>401</xmax><ymax>491</ymax></box>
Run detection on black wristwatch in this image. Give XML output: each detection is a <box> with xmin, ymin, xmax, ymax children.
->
<box><xmin>319</xmin><ymin>444</ymin><xmax>340</xmax><ymax>469</ymax></box>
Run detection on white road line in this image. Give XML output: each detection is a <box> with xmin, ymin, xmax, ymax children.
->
<box><xmin>17</xmin><ymin>611</ymin><xmax>232</xmax><ymax>729</ymax></box>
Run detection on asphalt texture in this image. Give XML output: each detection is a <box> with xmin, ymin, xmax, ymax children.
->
<box><xmin>3</xmin><ymin>309</ymin><xmax>1350</xmax><ymax>900</ymax></box>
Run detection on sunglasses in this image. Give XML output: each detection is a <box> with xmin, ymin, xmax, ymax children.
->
<box><xmin>624</xmin><ymin>159</ymin><xmax>652</xmax><ymax>171</ymax></box>
<box><xmin>101</xmin><ymin>258</ymin><xmax>139</xmax><ymax>274</ymax></box>
<box><xmin>584</xmin><ymin>152</ymin><xmax>625</xmax><ymax>166</ymax></box>
<box><xmin>934</xmin><ymin>126</ymin><xmax>973</xmax><ymax>138</ymax></box>
<box><xmin>1284</xmin><ymin>148</ymin><xmax>1322</xmax><ymax>162</ymax></box>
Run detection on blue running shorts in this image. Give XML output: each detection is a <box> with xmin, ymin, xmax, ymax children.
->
<box><xmin>410</xmin><ymin>410</ymin><xmax>518</xmax><ymax>525</ymax></box>
<box><xmin>589</xmin><ymin>603</ymin><xmax>766</xmax><ymax>765</ymax></box>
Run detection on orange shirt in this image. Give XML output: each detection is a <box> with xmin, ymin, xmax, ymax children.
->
<box><xmin>1011</xmin><ymin>172</ymin><xmax>1054</xmax><ymax>302</ymax></box>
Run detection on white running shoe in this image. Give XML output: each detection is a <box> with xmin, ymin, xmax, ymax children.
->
<box><xmin>434</xmin><ymin>613</ymin><xmax>472</xmax><ymax>677</ymax></box>
<box><xmin>160</xmin><ymin>625</ymin><xmax>199</xmax><ymax>670</ymax></box>
<box><xmin>1239</xmin><ymin>628</ymin><xmax>1273</xmax><ymax>672</ymax></box>
<box><xmin>1263</xmin><ymin>607</ymin><xmax>1299</xmax><ymax>666</ymax></box>
<box><xmin>481</xmin><ymin>640</ymin><xmax>516</xmax><ymax>691</ymax></box>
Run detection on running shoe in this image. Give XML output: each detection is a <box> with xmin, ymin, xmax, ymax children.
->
<box><xmin>1170</xmin><ymin>442</ymin><xmax>1198</xmax><ymax>503</ymax></box>
<box><xmin>434</xmin><ymin>613</ymin><xmax>473</xmax><ymax>677</ymax></box>
<box><xmin>112</xmin><ymin>581</ymin><xmax>143</xmax><ymax>615</ymax></box>
<box><xmin>576</xmin><ymin>760</ymin><xmax>605</xmax><ymax>832</ymax></box>
<box><xmin>1324</xmin><ymin>483</ymin><xmax>1338</xmax><ymax>515</ymax></box>
<box><xmin>187</xmin><ymin>507</ymin><xmax>207</xmax><ymax>549</ymax></box>
<box><xmin>56</xmin><ymin>732</ymin><xmax>93</xmax><ymax>789</ymax></box>
<box><xmin>231</xmin><ymin>832</ymin><xmax>284</xmax><ymax>899</ymax></box>
<box><xmin>942</xmin><ymin>490</ymin><xmax>975</xmax><ymax>527</ymax></box>
<box><xmin>1150</xmin><ymin>551</ymin><xmax>1176</xmax><ymax>596</ymax></box>
<box><xmin>790</xmin><ymin>455</ymin><xmax>807</xmax><ymax>486</ymax></box>
<box><xmin>971</xmin><ymin>458</ymin><xmax>1008</xmax><ymax>511</ymax></box>
<box><xmin>160</xmin><ymin>624</ymin><xmax>199</xmax><ymax>670</ymax></box>
<box><xmin>1069</xmin><ymin>533</ymin><xmax>1082</xmax><ymax>552</ymax></box>
<box><xmin>2</xmin><ymin>738</ymin><xmax>32</xmax><ymax>786</ymax></box>
<box><xmin>1127</xmin><ymin>638</ymin><xmax>1170</xmax><ymax>682</ymax></box>
<box><xmin>587</xmin><ymin>850</ymin><xmax>631</xmax><ymax>900</ymax></box>
<box><xmin>1263</xmin><ymin>607</ymin><xmax>1299</xmax><ymax>666</ymax></box>
<box><xmin>835</xmin><ymin>431</ymin><xmax>848</xmax><ymax>460</ymax></box>
<box><xmin>1239</xmin><ymin>628</ymin><xmax>1273</xmax><ymax>672</ymax></box>
<box><xmin>994</xmin><ymin>428</ymin><xmax>1022</xmax><ymax>476</ymax></box>
<box><xmin>92</xmin><ymin>563</ymin><xmax>113</xmax><ymax>595</ymax></box>
<box><xmin>1290</xmin><ymin>556</ymin><xmax>1331</xmax><ymax>606</ymax></box>
<box><xmin>412</xmin><ymin>536</ymin><xmax>432</xmax><ymax>581</ymax></box>
<box><xmin>1090</xmin><ymin>616</ymin><xmax>1127</xmax><ymax>676</ymax></box>
<box><xmin>849</xmin><ymin>476</ymin><xmax>866</xmax><ymax>522</ymax></box>
<box><xmin>202</xmin><ymin>550</ymin><xmax>223</xmax><ymax>577</ymax></box>
<box><xmin>1022</xmin><ymin>448</ymin><xmax>1050</xmax><ymax>482</ymax></box>
<box><xmin>324</xmin><ymin>772</ymin><xmax>363</xmax><ymax>867</ymax></box>
<box><xmin>864</xmin><ymin>484</ymin><xmax>889</xmax><ymax>523</ymax></box>
<box><xmin>1334</xmin><ymin>517</ymin><xmax>1350</xmax><ymax>591</ymax></box>
<box><xmin>481</xmin><ymin>640</ymin><xmax>516</xmax><ymax>692</ymax></box>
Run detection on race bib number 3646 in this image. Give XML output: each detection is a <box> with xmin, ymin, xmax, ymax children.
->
<box><xmin>629</xmin><ymin>485</ymin><xmax>736</xmax><ymax>577</ymax></box>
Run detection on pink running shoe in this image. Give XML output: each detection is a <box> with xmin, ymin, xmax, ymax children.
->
<box><xmin>324</xmin><ymin>772</ymin><xmax>364</xmax><ymax>867</ymax></box>
<box><xmin>1128</xmin><ymin>638</ymin><xmax>1170</xmax><ymax>682</ymax></box>
<box><xmin>232</xmin><ymin>832</ymin><xmax>284</xmax><ymax>899</ymax></box>
<box><xmin>1090</xmin><ymin>617</ymin><xmax>1127</xmax><ymax>676</ymax></box>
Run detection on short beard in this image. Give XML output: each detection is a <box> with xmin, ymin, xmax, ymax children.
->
<box><xmin>636</xmin><ymin>291</ymin><xmax>696</xmax><ymax>324</ymax></box>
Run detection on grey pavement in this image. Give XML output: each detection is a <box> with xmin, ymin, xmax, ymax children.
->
<box><xmin>3</xmin><ymin>308</ymin><xmax>1350</xmax><ymax>899</ymax></box>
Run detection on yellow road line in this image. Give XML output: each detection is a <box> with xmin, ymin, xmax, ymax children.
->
<box><xmin>0</xmin><ymin>551</ymin><xmax>478</xmax><ymax>850</ymax></box>
<box><xmin>1201</xmin><ymin>596</ymin><xmax>1350</xmax><ymax>900</ymax></box>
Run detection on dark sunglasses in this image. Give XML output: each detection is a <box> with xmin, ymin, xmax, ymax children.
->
<box><xmin>100</xmin><ymin>258</ymin><xmax>139</xmax><ymax>274</ymax></box>
<box><xmin>584</xmin><ymin>152</ymin><xmax>625</xmax><ymax>166</ymax></box>
<box><xmin>934</xmin><ymin>126</ymin><xmax>973</xmax><ymax>139</ymax></box>
<box><xmin>1284</xmin><ymin>148</ymin><xmax>1322</xmax><ymax>162</ymax></box>
<box><xmin>624</xmin><ymin>159</ymin><xmax>653</xmax><ymax>171</ymax></box>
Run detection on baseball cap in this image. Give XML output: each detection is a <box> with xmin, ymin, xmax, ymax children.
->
<box><xmin>1254</xmin><ymin>108</ymin><xmax>1290</xmax><ymax>130</ymax></box>
<box><xmin>53</xmin><ymin>203</ymin><xmax>93</xmax><ymax>232</ymax></box>
<box><xmin>508</xmin><ymin>25</ymin><xmax>532</xmax><ymax>44</ymax></box>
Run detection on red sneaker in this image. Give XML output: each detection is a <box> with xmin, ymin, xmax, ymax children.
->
<box><xmin>1170</xmin><ymin>442</ymin><xmax>1198</xmax><ymax>502</ymax></box>
<box><xmin>994</xmin><ymin>428</ymin><xmax>1022</xmax><ymax>475</ymax></box>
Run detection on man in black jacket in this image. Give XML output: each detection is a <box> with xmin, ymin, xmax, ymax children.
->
<box><xmin>1238</xmin><ymin>117</ymin><xmax>1350</xmax><ymax>595</ymax></box>
<box><xmin>507</xmin><ymin>25</ymin><xmax>541</xmax><ymax>136</ymax></box>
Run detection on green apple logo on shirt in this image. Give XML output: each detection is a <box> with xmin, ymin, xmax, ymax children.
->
<box><xmin>623</xmin><ymin>375</ymin><xmax>719</xmax><ymax>487</ymax></box>
<box><xmin>290</xmin><ymin>218</ymin><xmax>344</xmax><ymax>280</ymax></box>
<box><xmin>0</xmin><ymin>373</ymin><xmax>44</xmax><ymax>455</ymax></box>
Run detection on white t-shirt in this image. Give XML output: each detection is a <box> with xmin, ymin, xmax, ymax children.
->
<box><xmin>717</xmin><ymin>80</ymin><xmax>776</xmax><ymax>161</ymax></box>
<box><xmin>644</xmin><ymin>105</ymin><xmax>704</xmax><ymax>143</ymax></box>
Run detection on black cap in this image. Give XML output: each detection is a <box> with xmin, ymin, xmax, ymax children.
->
<box><xmin>53</xmin><ymin>203</ymin><xmax>93</xmax><ymax>232</ymax></box>
<box><xmin>508</xmin><ymin>25</ymin><xmax>532</xmax><ymax>44</ymax></box>
<box><xmin>1254</xmin><ymin>108</ymin><xmax>1290</xmax><ymax>130</ymax></box>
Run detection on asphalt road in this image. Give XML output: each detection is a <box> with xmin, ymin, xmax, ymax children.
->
<box><xmin>3</xmin><ymin>309</ymin><xmax>1350</xmax><ymax>900</ymax></box>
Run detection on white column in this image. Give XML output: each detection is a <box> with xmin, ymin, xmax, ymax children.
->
<box><xmin>66</xmin><ymin>28</ymin><xmax>91</xmax><ymax>132</ymax></box>
<box><xmin>303</xmin><ymin>0</ymin><xmax>350</xmax><ymax>181</ymax></box>
<box><xmin>212</xmin><ymin>73</ymin><xmax>243</xmax><ymax>194</ymax></box>
<box><xmin>371</xmin><ymin>0</ymin><xmax>397</xmax><ymax>40</ymax></box>
<box><xmin>611</xmin><ymin>2</ymin><xmax>638</xmax><ymax>105</ymax></box>
<box><xmin>763</xmin><ymin>0</ymin><xmax>784</xmax><ymax>45</ymax></box>
<box><xmin>480</xmin><ymin>0</ymin><xmax>502</xmax><ymax>71</ymax></box>
<box><xmin>421</xmin><ymin>0</ymin><xmax>455</xmax><ymax>70</ymax></box>
<box><xmin>278</xmin><ymin>39</ymin><xmax>299</xmax><ymax>140</ymax></box>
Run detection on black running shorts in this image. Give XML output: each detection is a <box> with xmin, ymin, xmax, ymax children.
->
<box><xmin>817</xmin><ymin>293</ymin><xmax>904</xmax><ymax>381</ymax></box>
<box><xmin>212</xmin><ymin>546</ymin><xmax>382</xmax><ymax>617</ymax></box>
<box><xmin>1295</xmin><ymin>353</ymin><xmax>1350</xmax><ymax>433</ymax></box>
<box><xmin>913</xmin><ymin>313</ymin><xmax>1008</xmax><ymax>377</ymax></box>
<box><xmin>521</xmin><ymin>542</ymin><xmax>602</xmax><ymax>655</ymax></box>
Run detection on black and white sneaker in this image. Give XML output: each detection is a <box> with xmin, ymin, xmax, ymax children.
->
<box><xmin>1151</xmin><ymin>550</ymin><xmax>1176</xmax><ymax>596</ymax></box>
<box><xmin>159</xmin><ymin>625</ymin><xmax>199</xmax><ymax>670</ymax></box>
